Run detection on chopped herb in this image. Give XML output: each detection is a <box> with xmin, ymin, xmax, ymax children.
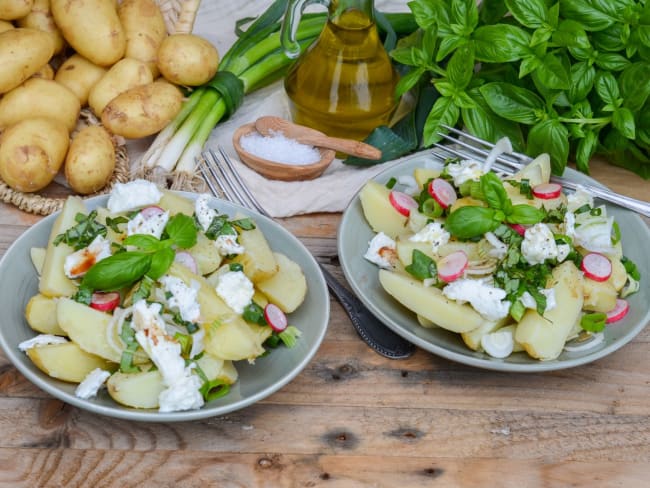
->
<box><xmin>507</xmin><ymin>178</ymin><xmax>533</xmax><ymax>200</ymax></box>
<box><xmin>621</xmin><ymin>256</ymin><xmax>641</xmax><ymax>281</ymax></box>
<box><xmin>278</xmin><ymin>325</ymin><xmax>301</xmax><ymax>348</ymax></box>
<box><xmin>53</xmin><ymin>211</ymin><xmax>107</xmax><ymax>250</ymax></box>
<box><xmin>119</xmin><ymin>322</ymin><xmax>140</xmax><ymax>373</ymax></box>
<box><xmin>574</xmin><ymin>204</ymin><xmax>591</xmax><ymax>214</ymax></box>
<box><xmin>580</xmin><ymin>313</ymin><xmax>607</xmax><ymax>333</ymax></box>
<box><xmin>131</xmin><ymin>275</ymin><xmax>154</xmax><ymax>303</ymax></box>
<box><xmin>71</xmin><ymin>285</ymin><xmax>92</xmax><ymax>305</ymax></box>
<box><xmin>242</xmin><ymin>302</ymin><xmax>266</xmax><ymax>325</ymax></box>
<box><xmin>229</xmin><ymin>263</ymin><xmax>244</xmax><ymax>272</ymax></box>
<box><xmin>232</xmin><ymin>217</ymin><xmax>256</xmax><ymax>230</ymax></box>
<box><xmin>405</xmin><ymin>249</ymin><xmax>437</xmax><ymax>281</ymax></box>
<box><xmin>385</xmin><ymin>177</ymin><xmax>397</xmax><ymax>189</ymax></box>
<box><xmin>174</xmin><ymin>332</ymin><xmax>192</xmax><ymax>357</ymax></box>
<box><xmin>105</xmin><ymin>215</ymin><xmax>129</xmax><ymax>233</ymax></box>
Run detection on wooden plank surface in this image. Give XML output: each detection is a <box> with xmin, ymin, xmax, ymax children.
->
<box><xmin>1</xmin><ymin>1</ymin><xmax>650</xmax><ymax>486</ymax></box>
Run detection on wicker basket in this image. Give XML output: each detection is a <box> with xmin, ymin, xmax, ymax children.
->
<box><xmin>0</xmin><ymin>0</ymin><xmax>201</xmax><ymax>215</ymax></box>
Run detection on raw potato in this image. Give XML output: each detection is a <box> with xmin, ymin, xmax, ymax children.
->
<box><xmin>30</xmin><ymin>63</ymin><xmax>54</xmax><ymax>80</ymax></box>
<box><xmin>51</xmin><ymin>0</ymin><xmax>125</xmax><ymax>66</ymax></box>
<box><xmin>0</xmin><ymin>28</ymin><xmax>55</xmax><ymax>94</ymax></box>
<box><xmin>39</xmin><ymin>196</ymin><xmax>85</xmax><ymax>297</ymax></box>
<box><xmin>25</xmin><ymin>294</ymin><xmax>67</xmax><ymax>335</ymax></box>
<box><xmin>101</xmin><ymin>79</ymin><xmax>183</xmax><ymax>138</ymax></box>
<box><xmin>118</xmin><ymin>0</ymin><xmax>167</xmax><ymax>78</ymax></box>
<box><xmin>515</xmin><ymin>261</ymin><xmax>584</xmax><ymax>360</ymax></box>
<box><xmin>0</xmin><ymin>20</ymin><xmax>14</xmax><ymax>33</ymax></box>
<box><xmin>26</xmin><ymin>341</ymin><xmax>114</xmax><ymax>383</ymax></box>
<box><xmin>0</xmin><ymin>117</ymin><xmax>69</xmax><ymax>192</ymax></box>
<box><xmin>64</xmin><ymin>125</ymin><xmax>116</xmax><ymax>194</ymax></box>
<box><xmin>378</xmin><ymin>269</ymin><xmax>485</xmax><ymax>333</ymax></box>
<box><xmin>256</xmin><ymin>252</ymin><xmax>307</xmax><ymax>313</ymax></box>
<box><xmin>55</xmin><ymin>54</ymin><xmax>107</xmax><ymax>106</ymax></box>
<box><xmin>0</xmin><ymin>0</ymin><xmax>34</xmax><ymax>20</ymax></box>
<box><xmin>157</xmin><ymin>33</ymin><xmax>219</xmax><ymax>86</ymax></box>
<box><xmin>359</xmin><ymin>180</ymin><xmax>408</xmax><ymax>238</ymax></box>
<box><xmin>16</xmin><ymin>0</ymin><xmax>66</xmax><ymax>54</ymax></box>
<box><xmin>0</xmin><ymin>78</ymin><xmax>81</xmax><ymax>132</ymax></box>
<box><xmin>88</xmin><ymin>58</ymin><xmax>153</xmax><ymax>117</ymax></box>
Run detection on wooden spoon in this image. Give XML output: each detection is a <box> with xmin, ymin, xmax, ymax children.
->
<box><xmin>254</xmin><ymin>116</ymin><xmax>382</xmax><ymax>160</ymax></box>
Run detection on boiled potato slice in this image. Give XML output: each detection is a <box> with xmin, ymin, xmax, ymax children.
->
<box><xmin>608</xmin><ymin>259</ymin><xmax>627</xmax><ymax>292</ymax></box>
<box><xmin>107</xmin><ymin>369</ymin><xmax>163</xmax><ymax>409</ymax></box>
<box><xmin>378</xmin><ymin>269</ymin><xmax>484</xmax><ymax>333</ymax></box>
<box><xmin>158</xmin><ymin>190</ymin><xmax>195</xmax><ymax>216</ymax></box>
<box><xmin>230</xmin><ymin>221</ymin><xmax>278</xmax><ymax>283</ymax></box>
<box><xmin>255</xmin><ymin>252</ymin><xmax>307</xmax><ymax>313</ymax></box>
<box><xmin>196</xmin><ymin>354</ymin><xmax>238</xmax><ymax>385</ymax></box>
<box><xmin>57</xmin><ymin>298</ymin><xmax>148</xmax><ymax>364</ymax></box>
<box><xmin>461</xmin><ymin>320</ymin><xmax>504</xmax><ymax>351</ymax></box>
<box><xmin>27</xmin><ymin>341</ymin><xmax>115</xmax><ymax>383</ymax></box>
<box><xmin>168</xmin><ymin>263</ymin><xmax>233</xmax><ymax>322</ymax></box>
<box><xmin>188</xmin><ymin>233</ymin><xmax>223</xmax><ymax>276</ymax></box>
<box><xmin>30</xmin><ymin>247</ymin><xmax>46</xmax><ymax>274</ymax></box>
<box><xmin>506</xmin><ymin>153</ymin><xmax>551</xmax><ymax>187</ymax></box>
<box><xmin>39</xmin><ymin>196</ymin><xmax>86</xmax><ymax>297</ymax></box>
<box><xmin>25</xmin><ymin>294</ymin><xmax>66</xmax><ymax>335</ymax></box>
<box><xmin>395</xmin><ymin>236</ymin><xmax>434</xmax><ymax>267</ymax></box>
<box><xmin>582</xmin><ymin>278</ymin><xmax>617</xmax><ymax>313</ymax></box>
<box><xmin>359</xmin><ymin>180</ymin><xmax>408</xmax><ymax>238</ymax></box>
<box><xmin>413</xmin><ymin>167</ymin><xmax>440</xmax><ymax>188</ymax></box>
<box><xmin>515</xmin><ymin>261</ymin><xmax>584</xmax><ymax>360</ymax></box>
<box><xmin>204</xmin><ymin>315</ymin><xmax>271</xmax><ymax>361</ymax></box>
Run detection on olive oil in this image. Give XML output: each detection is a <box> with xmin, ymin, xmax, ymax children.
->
<box><xmin>284</xmin><ymin>8</ymin><xmax>399</xmax><ymax>141</ymax></box>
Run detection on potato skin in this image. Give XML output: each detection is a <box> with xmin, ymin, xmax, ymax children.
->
<box><xmin>0</xmin><ymin>20</ymin><xmax>14</xmax><ymax>33</ymax></box>
<box><xmin>101</xmin><ymin>80</ymin><xmax>183</xmax><ymax>138</ymax></box>
<box><xmin>0</xmin><ymin>28</ymin><xmax>55</xmax><ymax>94</ymax></box>
<box><xmin>88</xmin><ymin>57</ymin><xmax>153</xmax><ymax>117</ymax></box>
<box><xmin>157</xmin><ymin>33</ymin><xmax>219</xmax><ymax>86</ymax></box>
<box><xmin>16</xmin><ymin>0</ymin><xmax>66</xmax><ymax>54</ymax></box>
<box><xmin>118</xmin><ymin>0</ymin><xmax>167</xmax><ymax>78</ymax></box>
<box><xmin>0</xmin><ymin>117</ymin><xmax>69</xmax><ymax>192</ymax></box>
<box><xmin>31</xmin><ymin>63</ymin><xmax>55</xmax><ymax>80</ymax></box>
<box><xmin>64</xmin><ymin>125</ymin><xmax>116</xmax><ymax>194</ymax></box>
<box><xmin>0</xmin><ymin>0</ymin><xmax>34</xmax><ymax>20</ymax></box>
<box><xmin>51</xmin><ymin>0</ymin><xmax>125</xmax><ymax>66</ymax></box>
<box><xmin>55</xmin><ymin>54</ymin><xmax>107</xmax><ymax>106</ymax></box>
<box><xmin>0</xmin><ymin>78</ymin><xmax>81</xmax><ymax>132</ymax></box>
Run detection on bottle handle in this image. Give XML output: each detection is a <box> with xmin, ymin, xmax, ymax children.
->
<box><xmin>281</xmin><ymin>0</ymin><xmax>329</xmax><ymax>59</ymax></box>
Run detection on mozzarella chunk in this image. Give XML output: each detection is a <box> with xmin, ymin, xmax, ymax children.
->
<box><xmin>75</xmin><ymin>368</ymin><xmax>111</xmax><ymax>399</ymax></box>
<box><xmin>214</xmin><ymin>270</ymin><xmax>255</xmax><ymax>314</ymax></box>
<box><xmin>107</xmin><ymin>179</ymin><xmax>162</xmax><ymax>213</ymax></box>
<box><xmin>409</xmin><ymin>222</ymin><xmax>450</xmax><ymax>254</ymax></box>
<box><xmin>364</xmin><ymin>232</ymin><xmax>397</xmax><ymax>269</ymax></box>
<box><xmin>442</xmin><ymin>278</ymin><xmax>511</xmax><ymax>321</ymax></box>
<box><xmin>127</xmin><ymin>211</ymin><xmax>169</xmax><ymax>239</ymax></box>
<box><xmin>19</xmin><ymin>334</ymin><xmax>67</xmax><ymax>351</ymax></box>
<box><xmin>521</xmin><ymin>223</ymin><xmax>558</xmax><ymax>265</ymax></box>
<box><xmin>63</xmin><ymin>235</ymin><xmax>112</xmax><ymax>278</ymax></box>
<box><xmin>159</xmin><ymin>275</ymin><xmax>201</xmax><ymax>323</ymax></box>
<box><xmin>194</xmin><ymin>193</ymin><xmax>218</xmax><ymax>232</ymax></box>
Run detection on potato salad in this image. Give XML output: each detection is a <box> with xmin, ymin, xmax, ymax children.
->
<box><xmin>20</xmin><ymin>180</ymin><xmax>307</xmax><ymax>412</ymax></box>
<box><xmin>360</xmin><ymin>153</ymin><xmax>640</xmax><ymax>361</ymax></box>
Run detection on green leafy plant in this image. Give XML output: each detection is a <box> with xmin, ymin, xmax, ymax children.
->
<box><xmin>356</xmin><ymin>0</ymin><xmax>650</xmax><ymax>178</ymax></box>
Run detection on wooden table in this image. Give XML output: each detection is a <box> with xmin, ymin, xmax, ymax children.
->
<box><xmin>2</xmin><ymin>1</ymin><xmax>650</xmax><ymax>486</ymax></box>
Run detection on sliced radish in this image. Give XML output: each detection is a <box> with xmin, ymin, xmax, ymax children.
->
<box><xmin>264</xmin><ymin>303</ymin><xmax>288</xmax><ymax>332</ymax></box>
<box><xmin>437</xmin><ymin>250</ymin><xmax>468</xmax><ymax>282</ymax></box>
<box><xmin>428</xmin><ymin>178</ymin><xmax>457</xmax><ymax>209</ymax></box>
<box><xmin>581</xmin><ymin>252</ymin><xmax>612</xmax><ymax>282</ymax></box>
<box><xmin>606</xmin><ymin>299</ymin><xmax>629</xmax><ymax>323</ymax></box>
<box><xmin>389</xmin><ymin>190</ymin><xmax>418</xmax><ymax>217</ymax></box>
<box><xmin>90</xmin><ymin>292</ymin><xmax>120</xmax><ymax>312</ymax></box>
<box><xmin>509</xmin><ymin>223</ymin><xmax>527</xmax><ymax>236</ymax></box>
<box><xmin>174</xmin><ymin>251</ymin><xmax>198</xmax><ymax>274</ymax></box>
<box><xmin>532</xmin><ymin>182</ymin><xmax>562</xmax><ymax>200</ymax></box>
<box><xmin>140</xmin><ymin>205</ymin><xmax>165</xmax><ymax>219</ymax></box>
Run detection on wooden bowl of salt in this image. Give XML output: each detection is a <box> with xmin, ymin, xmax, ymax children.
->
<box><xmin>232</xmin><ymin>123</ymin><xmax>336</xmax><ymax>181</ymax></box>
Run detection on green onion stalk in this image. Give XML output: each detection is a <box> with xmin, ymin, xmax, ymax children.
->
<box><xmin>140</xmin><ymin>0</ymin><xmax>325</xmax><ymax>187</ymax></box>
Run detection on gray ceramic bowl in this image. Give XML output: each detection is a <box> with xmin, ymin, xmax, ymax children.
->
<box><xmin>0</xmin><ymin>192</ymin><xmax>329</xmax><ymax>421</ymax></box>
<box><xmin>338</xmin><ymin>154</ymin><xmax>650</xmax><ymax>372</ymax></box>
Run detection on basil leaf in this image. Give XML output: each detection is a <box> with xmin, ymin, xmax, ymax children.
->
<box><xmin>81</xmin><ymin>252</ymin><xmax>152</xmax><ymax>291</ymax></box>
<box><xmin>446</xmin><ymin>42</ymin><xmax>474</xmax><ymax>90</ymax></box>
<box><xmin>473</xmin><ymin>24</ymin><xmax>531</xmax><ymax>63</ymax></box>
<box><xmin>479</xmin><ymin>82</ymin><xmax>545</xmax><ymax>125</ymax></box>
<box><xmin>423</xmin><ymin>96</ymin><xmax>460</xmax><ymax>146</ymax></box>
<box><xmin>480</xmin><ymin>172</ymin><xmax>511</xmax><ymax>211</ymax></box>
<box><xmin>568</xmin><ymin>61</ymin><xmax>596</xmax><ymax>103</ymax></box>
<box><xmin>405</xmin><ymin>249</ymin><xmax>437</xmax><ymax>280</ymax></box>
<box><xmin>505</xmin><ymin>0</ymin><xmax>547</xmax><ymax>29</ymax></box>
<box><xmin>148</xmin><ymin>247</ymin><xmax>176</xmax><ymax>280</ymax></box>
<box><xmin>53</xmin><ymin>211</ymin><xmax>107</xmax><ymax>250</ymax></box>
<box><xmin>506</xmin><ymin>204</ymin><xmax>545</xmax><ymax>225</ymax></box>
<box><xmin>123</xmin><ymin>234</ymin><xmax>164</xmax><ymax>252</ymax></box>
<box><xmin>243</xmin><ymin>302</ymin><xmax>266</xmax><ymax>325</ymax></box>
<box><xmin>445</xmin><ymin>206</ymin><xmax>501</xmax><ymax>239</ymax></box>
<box><xmin>561</xmin><ymin>0</ymin><xmax>616</xmax><ymax>31</ymax></box>
<box><xmin>595</xmin><ymin>71</ymin><xmax>620</xmax><ymax>106</ymax></box>
<box><xmin>526</xmin><ymin>119</ymin><xmax>569</xmax><ymax>175</ymax></box>
<box><xmin>612</xmin><ymin>107</ymin><xmax>636</xmax><ymax>139</ymax></box>
<box><xmin>619</xmin><ymin>62</ymin><xmax>650</xmax><ymax>112</ymax></box>
<box><xmin>535</xmin><ymin>52</ymin><xmax>571</xmax><ymax>90</ymax></box>
<box><xmin>165</xmin><ymin>213</ymin><xmax>197</xmax><ymax>249</ymax></box>
<box><xmin>232</xmin><ymin>217</ymin><xmax>256</xmax><ymax>231</ymax></box>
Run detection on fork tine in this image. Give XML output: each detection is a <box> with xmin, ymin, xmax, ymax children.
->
<box><xmin>433</xmin><ymin>135</ymin><xmax>522</xmax><ymax>173</ymax></box>
<box><xmin>439</xmin><ymin>124</ymin><xmax>532</xmax><ymax>163</ymax></box>
<box><xmin>198</xmin><ymin>153</ymin><xmax>221</xmax><ymax>198</ymax></box>
<box><xmin>217</xmin><ymin>147</ymin><xmax>270</xmax><ymax>217</ymax></box>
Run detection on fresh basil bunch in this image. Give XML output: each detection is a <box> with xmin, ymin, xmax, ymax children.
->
<box><xmin>385</xmin><ymin>0</ymin><xmax>650</xmax><ymax>177</ymax></box>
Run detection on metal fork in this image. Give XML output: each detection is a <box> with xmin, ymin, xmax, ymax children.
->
<box><xmin>199</xmin><ymin>147</ymin><xmax>416</xmax><ymax>359</ymax></box>
<box><xmin>433</xmin><ymin>125</ymin><xmax>650</xmax><ymax>218</ymax></box>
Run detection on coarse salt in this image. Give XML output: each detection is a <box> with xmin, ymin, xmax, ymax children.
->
<box><xmin>240</xmin><ymin>130</ymin><xmax>321</xmax><ymax>165</ymax></box>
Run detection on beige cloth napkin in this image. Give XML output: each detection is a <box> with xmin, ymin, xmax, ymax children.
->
<box><xmin>204</xmin><ymin>81</ymin><xmax>429</xmax><ymax>218</ymax></box>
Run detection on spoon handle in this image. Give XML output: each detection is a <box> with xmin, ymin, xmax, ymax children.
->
<box><xmin>306</xmin><ymin>135</ymin><xmax>382</xmax><ymax>160</ymax></box>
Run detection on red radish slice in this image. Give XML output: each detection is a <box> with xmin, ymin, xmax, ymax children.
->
<box><xmin>174</xmin><ymin>251</ymin><xmax>198</xmax><ymax>274</ymax></box>
<box><xmin>264</xmin><ymin>303</ymin><xmax>288</xmax><ymax>332</ymax></box>
<box><xmin>606</xmin><ymin>299</ymin><xmax>629</xmax><ymax>323</ymax></box>
<box><xmin>581</xmin><ymin>252</ymin><xmax>612</xmax><ymax>282</ymax></box>
<box><xmin>389</xmin><ymin>190</ymin><xmax>418</xmax><ymax>217</ymax></box>
<box><xmin>509</xmin><ymin>223</ymin><xmax>527</xmax><ymax>236</ymax></box>
<box><xmin>90</xmin><ymin>292</ymin><xmax>120</xmax><ymax>312</ymax></box>
<box><xmin>532</xmin><ymin>182</ymin><xmax>562</xmax><ymax>199</ymax></box>
<box><xmin>428</xmin><ymin>178</ymin><xmax>457</xmax><ymax>209</ymax></box>
<box><xmin>437</xmin><ymin>250</ymin><xmax>468</xmax><ymax>282</ymax></box>
<box><xmin>140</xmin><ymin>205</ymin><xmax>165</xmax><ymax>219</ymax></box>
